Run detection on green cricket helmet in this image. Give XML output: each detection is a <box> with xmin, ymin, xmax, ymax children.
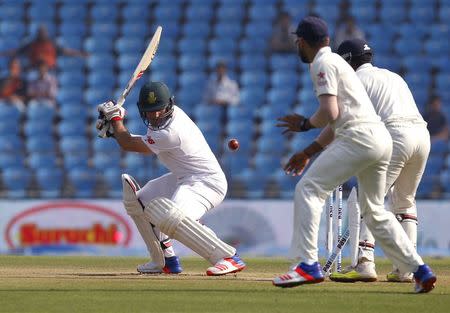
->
<box><xmin>136</xmin><ymin>82</ymin><xmax>175</xmax><ymax>129</ymax></box>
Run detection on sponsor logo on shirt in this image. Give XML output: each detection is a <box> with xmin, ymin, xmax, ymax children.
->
<box><xmin>317</xmin><ymin>71</ymin><xmax>327</xmax><ymax>86</ymax></box>
<box><xmin>146</xmin><ymin>136</ymin><xmax>155</xmax><ymax>144</ymax></box>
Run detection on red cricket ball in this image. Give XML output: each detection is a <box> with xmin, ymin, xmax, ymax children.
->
<box><xmin>228</xmin><ymin>138</ymin><xmax>239</xmax><ymax>151</ymax></box>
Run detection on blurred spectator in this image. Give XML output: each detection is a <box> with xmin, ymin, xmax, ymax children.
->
<box><xmin>27</xmin><ymin>61</ymin><xmax>58</xmax><ymax>106</ymax></box>
<box><xmin>0</xmin><ymin>57</ymin><xmax>26</xmax><ymax>111</ymax></box>
<box><xmin>423</xmin><ymin>95</ymin><xmax>449</xmax><ymax>143</ymax></box>
<box><xmin>203</xmin><ymin>61</ymin><xmax>239</xmax><ymax>125</ymax></box>
<box><xmin>333</xmin><ymin>15</ymin><xmax>365</xmax><ymax>50</ymax></box>
<box><xmin>269</xmin><ymin>11</ymin><xmax>297</xmax><ymax>54</ymax></box>
<box><xmin>1</xmin><ymin>25</ymin><xmax>87</xmax><ymax>70</ymax></box>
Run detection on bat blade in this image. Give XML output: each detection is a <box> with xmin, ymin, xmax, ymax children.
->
<box><xmin>116</xmin><ymin>25</ymin><xmax>162</xmax><ymax>107</ymax></box>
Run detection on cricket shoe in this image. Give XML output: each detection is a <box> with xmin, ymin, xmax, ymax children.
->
<box><xmin>137</xmin><ymin>256</ymin><xmax>183</xmax><ymax>274</ymax></box>
<box><xmin>386</xmin><ymin>269</ymin><xmax>413</xmax><ymax>283</ymax></box>
<box><xmin>413</xmin><ymin>264</ymin><xmax>436</xmax><ymax>293</ymax></box>
<box><xmin>329</xmin><ymin>261</ymin><xmax>377</xmax><ymax>282</ymax></box>
<box><xmin>206</xmin><ymin>254</ymin><xmax>246</xmax><ymax>276</ymax></box>
<box><xmin>273</xmin><ymin>262</ymin><xmax>324</xmax><ymax>288</ymax></box>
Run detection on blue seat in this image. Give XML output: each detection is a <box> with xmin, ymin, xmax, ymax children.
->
<box><xmin>91</xmin><ymin>23</ymin><xmax>118</xmax><ymax>38</ymax></box>
<box><xmin>232</xmin><ymin>169</ymin><xmax>266</xmax><ymax>199</ymax></box>
<box><xmin>213</xmin><ymin>23</ymin><xmax>242</xmax><ymax>39</ymax></box>
<box><xmin>23</xmin><ymin>119</ymin><xmax>54</xmax><ymax>137</ymax></box>
<box><xmin>404</xmin><ymin>73</ymin><xmax>431</xmax><ymax>89</ymax></box>
<box><xmin>179</xmin><ymin>55</ymin><xmax>207</xmax><ymax>72</ymax></box>
<box><xmin>350</xmin><ymin>3</ymin><xmax>376</xmax><ymax>24</ymax></box>
<box><xmin>87</xmin><ymin>53</ymin><xmax>115</xmax><ymax>70</ymax></box>
<box><xmin>93</xmin><ymin>139</ymin><xmax>120</xmax><ymax>154</ymax></box>
<box><xmin>84</xmin><ymin>37</ymin><xmax>114</xmax><ymax>54</ymax></box>
<box><xmin>0</xmin><ymin>135</ymin><xmax>23</xmax><ymax>152</ymax></box>
<box><xmin>60</xmin><ymin>3</ymin><xmax>87</xmax><ymax>21</ymax></box>
<box><xmin>0</xmin><ymin>103</ymin><xmax>21</xmax><ymax>121</ymax></box>
<box><xmin>239</xmin><ymin>87</ymin><xmax>266</xmax><ymax>105</ymax></box>
<box><xmin>102</xmin><ymin>167</ymin><xmax>123</xmax><ymax>198</ymax></box>
<box><xmin>92</xmin><ymin>152</ymin><xmax>121</xmax><ymax>171</ymax></box>
<box><xmin>270</xmin><ymin>55</ymin><xmax>299</xmax><ymax>71</ymax></box>
<box><xmin>0</xmin><ymin>153</ymin><xmax>24</xmax><ymax>169</ymax></box>
<box><xmin>402</xmin><ymin>56</ymin><xmax>432</xmax><ymax>73</ymax></box>
<box><xmin>240</xmin><ymin>71</ymin><xmax>268</xmax><ymax>88</ymax></box>
<box><xmin>150</xmin><ymin>55</ymin><xmax>177</xmax><ymax>72</ymax></box>
<box><xmin>67</xmin><ymin>167</ymin><xmax>97</xmax><ymax>198</ymax></box>
<box><xmin>60</xmin><ymin>137</ymin><xmax>89</xmax><ymax>155</ymax></box>
<box><xmin>409</xmin><ymin>5</ymin><xmax>436</xmax><ymax>24</ymax></box>
<box><xmin>115</xmin><ymin>37</ymin><xmax>143</xmax><ymax>54</ymax></box>
<box><xmin>0</xmin><ymin>3</ymin><xmax>24</xmax><ymax>21</ymax></box>
<box><xmin>248</xmin><ymin>4</ymin><xmax>277</xmax><ymax>22</ymax></box>
<box><xmin>271</xmin><ymin>71</ymin><xmax>298</xmax><ymax>88</ymax></box>
<box><xmin>120</xmin><ymin>21</ymin><xmax>149</xmax><ymax>38</ymax></box>
<box><xmin>208</xmin><ymin>53</ymin><xmax>237</xmax><ymax>72</ymax></box>
<box><xmin>124</xmin><ymin>153</ymin><xmax>146</xmax><ymax>170</ymax></box>
<box><xmin>208</xmin><ymin>38</ymin><xmax>238</xmax><ymax>54</ymax></box>
<box><xmin>0</xmin><ymin>22</ymin><xmax>26</xmax><ymax>37</ymax></box>
<box><xmin>59</xmin><ymin>22</ymin><xmax>87</xmax><ymax>37</ymax></box>
<box><xmin>88</xmin><ymin>71</ymin><xmax>116</xmax><ymax>89</ymax></box>
<box><xmin>185</xmin><ymin>3</ymin><xmax>214</xmax><ymax>21</ymax></box>
<box><xmin>154</xmin><ymin>3</ymin><xmax>182</xmax><ymax>21</ymax></box>
<box><xmin>244</xmin><ymin>21</ymin><xmax>273</xmax><ymax>39</ymax></box>
<box><xmin>182</xmin><ymin>21</ymin><xmax>210</xmax><ymax>39</ymax></box>
<box><xmin>26</xmin><ymin>136</ymin><xmax>55</xmax><ymax>154</ymax></box>
<box><xmin>216</xmin><ymin>4</ymin><xmax>245</xmax><ymax>22</ymax></box>
<box><xmin>379</xmin><ymin>4</ymin><xmax>407</xmax><ymax>23</ymax></box>
<box><xmin>239</xmin><ymin>55</ymin><xmax>266</xmax><ymax>71</ymax></box>
<box><xmin>90</xmin><ymin>4</ymin><xmax>118</xmax><ymax>20</ymax></box>
<box><xmin>26</xmin><ymin>103</ymin><xmax>55</xmax><ymax>123</ymax></box>
<box><xmin>178</xmin><ymin>72</ymin><xmax>207</xmax><ymax>90</ymax></box>
<box><xmin>126</xmin><ymin>119</ymin><xmax>147</xmax><ymax>134</ymax></box>
<box><xmin>35</xmin><ymin>167</ymin><xmax>63</xmax><ymax>198</ymax></box>
<box><xmin>56</xmin><ymin>55</ymin><xmax>86</xmax><ymax>72</ymax></box>
<box><xmin>64</xmin><ymin>153</ymin><xmax>89</xmax><ymax>170</ymax></box>
<box><xmin>178</xmin><ymin>38</ymin><xmax>207</xmax><ymax>55</ymax></box>
<box><xmin>268</xmin><ymin>88</ymin><xmax>297</xmax><ymax>106</ymax></box>
<box><xmin>59</xmin><ymin>71</ymin><xmax>85</xmax><ymax>89</ymax></box>
<box><xmin>221</xmin><ymin>153</ymin><xmax>250</xmax><ymax>174</ymax></box>
<box><xmin>28</xmin><ymin>3</ymin><xmax>55</xmax><ymax>21</ymax></box>
<box><xmin>28</xmin><ymin>153</ymin><xmax>58</xmax><ymax>170</ymax></box>
<box><xmin>239</xmin><ymin>38</ymin><xmax>268</xmax><ymax>55</ymax></box>
<box><xmin>84</xmin><ymin>88</ymin><xmax>113</xmax><ymax>105</ymax></box>
<box><xmin>121</xmin><ymin>3</ymin><xmax>149</xmax><ymax>21</ymax></box>
<box><xmin>424</xmin><ymin>38</ymin><xmax>449</xmax><ymax>57</ymax></box>
<box><xmin>56</xmin><ymin>86</ymin><xmax>84</xmax><ymax>104</ymax></box>
<box><xmin>256</xmin><ymin>137</ymin><xmax>284</xmax><ymax>156</ymax></box>
<box><xmin>149</xmin><ymin>69</ymin><xmax>177</xmax><ymax>91</ymax></box>
<box><xmin>2</xmin><ymin>168</ymin><xmax>31</xmax><ymax>198</ymax></box>
<box><xmin>176</xmin><ymin>88</ymin><xmax>201</xmax><ymax>111</ymax></box>
<box><xmin>430</xmin><ymin>139</ymin><xmax>447</xmax><ymax>155</ymax></box>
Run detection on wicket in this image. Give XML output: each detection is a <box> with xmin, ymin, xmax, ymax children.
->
<box><xmin>325</xmin><ymin>185</ymin><xmax>343</xmax><ymax>272</ymax></box>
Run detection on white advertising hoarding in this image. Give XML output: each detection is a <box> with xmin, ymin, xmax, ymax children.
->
<box><xmin>0</xmin><ymin>199</ymin><xmax>449</xmax><ymax>257</ymax></box>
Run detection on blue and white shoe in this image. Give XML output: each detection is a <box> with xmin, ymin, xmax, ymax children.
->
<box><xmin>137</xmin><ymin>256</ymin><xmax>183</xmax><ymax>274</ymax></box>
<box><xmin>206</xmin><ymin>254</ymin><xmax>246</xmax><ymax>276</ymax></box>
<box><xmin>413</xmin><ymin>264</ymin><xmax>436</xmax><ymax>293</ymax></box>
<box><xmin>273</xmin><ymin>262</ymin><xmax>324</xmax><ymax>288</ymax></box>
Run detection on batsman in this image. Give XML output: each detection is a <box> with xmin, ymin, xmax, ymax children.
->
<box><xmin>96</xmin><ymin>82</ymin><xmax>246</xmax><ymax>276</ymax></box>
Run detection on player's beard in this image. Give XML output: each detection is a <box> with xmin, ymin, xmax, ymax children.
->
<box><xmin>298</xmin><ymin>48</ymin><xmax>310</xmax><ymax>63</ymax></box>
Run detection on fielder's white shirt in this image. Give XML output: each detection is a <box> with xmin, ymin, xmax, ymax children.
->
<box><xmin>139</xmin><ymin>106</ymin><xmax>225</xmax><ymax>184</ymax></box>
<box><xmin>310</xmin><ymin>47</ymin><xmax>381</xmax><ymax>133</ymax></box>
<box><xmin>355</xmin><ymin>63</ymin><xmax>425</xmax><ymax>125</ymax></box>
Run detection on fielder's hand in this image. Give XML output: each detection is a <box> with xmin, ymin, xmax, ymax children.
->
<box><xmin>276</xmin><ymin>113</ymin><xmax>311</xmax><ymax>134</ymax></box>
<box><xmin>284</xmin><ymin>151</ymin><xmax>310</xmax><ymax>176</ymax></box>
<box><xmin>97</xmin><ymin>100</ymin><xmax>125</xmax><ymax>121</ymax></box>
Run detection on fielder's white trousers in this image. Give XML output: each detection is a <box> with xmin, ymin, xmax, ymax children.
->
<box><xmin>359</xmin><ymin>122</ymin><xmax>430</xmax><ymax>260</ymax></box>
<box><xmin>289</xmin><ymin>122</ymin><xmax>424</xmax><ymax>273</ymax></box>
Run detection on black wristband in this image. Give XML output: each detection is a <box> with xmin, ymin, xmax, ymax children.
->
<box><xmin>299</xmin><ymin>118</ymin><xmax>312</xmax><ymax>131</ymax></box>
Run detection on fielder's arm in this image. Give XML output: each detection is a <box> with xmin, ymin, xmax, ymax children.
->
<box><xmin>111</xmin><ymin>120</ymin><xmax>154</xmax><ymax>154</ymax></box>
<box><xmin>309</xmin><ymin>94</ymin><xmax>339</xmax><ymax>128</ymax></box>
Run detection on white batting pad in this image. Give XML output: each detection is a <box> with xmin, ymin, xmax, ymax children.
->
<box><xmin>144</xmin><ymin>197</ymin><xmax>236</xmax><ymax>264</ymax></box>
<box><xmin>122</xmin><ymin>174</ymin><xmax>165</xmax><ymax>268</ymax></box>
<box><xmin>347</xmin><ymin>187</ymin><xmax>360</xmax><ymax>267</ymax></box>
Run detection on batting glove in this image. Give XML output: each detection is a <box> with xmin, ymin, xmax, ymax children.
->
<box><xmin>96</xmin><ymin>118</ymin><xmax>115</xmax><ymax>138</ymax></box>
<box><xmin>97</xmin><ymin>100</ymin><xmax>125</xmax><ymax>121</ymax></box>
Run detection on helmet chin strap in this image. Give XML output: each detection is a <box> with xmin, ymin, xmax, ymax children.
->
<box><xmin>146</xmin><ymin>104</ymin><xmax>175</xmax><ymax>130</ymax></box>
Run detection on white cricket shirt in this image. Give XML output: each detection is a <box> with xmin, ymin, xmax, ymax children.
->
<box><xmin>355</xmin><ymin>63</ymin><xmax>425</xmax><ymax>124</ymax></box>
<box><xmin>310</xmin><ymin>47</ymin><xmax>381</xmax><ymax>133</ymax></box>
<box><xmin>139</xmin><ymin>106</ymin><xmax>226</xmax><ymax>185</ymax></box>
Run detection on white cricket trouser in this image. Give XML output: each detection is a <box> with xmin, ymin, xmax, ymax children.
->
<box><xmin>136</xmin><ymin>172</ymin><xmax>227</xmax><ymax>256</ymax></box>
<box><xmin>359</xmin><ymin>122</ymin><xmax>430</xmax><ymax>262</ymax></box>
<box><xmin>289</xmin><ymin>122</ymin><xmax>424</xmax><ymax>273</ymax></box>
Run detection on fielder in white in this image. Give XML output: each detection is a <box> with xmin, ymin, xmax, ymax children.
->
<box><xmin>96</xmin><ymin>82</ymin><xmax>246</xmax><ymax>276</ymax></box>
<box><xmin>272</xmin><ymin>16</ymin><xmax>436</xmax><ymax>293</ymax></box>
<box><xmin>329</xmin><ymin>39</ymin><xmax>431</xmax><ymax>283</ymax></box>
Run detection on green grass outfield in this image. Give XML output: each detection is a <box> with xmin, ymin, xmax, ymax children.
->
<box><xmin>0</xmin><ymin>256</ymin><xmax>449</xmax><ymax>313</ymax></box>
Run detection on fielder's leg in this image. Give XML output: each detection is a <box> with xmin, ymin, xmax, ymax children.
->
<box><xmin>122</xmin><ymin>174</ymin><xmax>182</xmax><ymax>274</ymax></box>
<box><xmin>143</xmin><ymin>197</ymin><xmax>245</xmax><ymax>276</ymax></box>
